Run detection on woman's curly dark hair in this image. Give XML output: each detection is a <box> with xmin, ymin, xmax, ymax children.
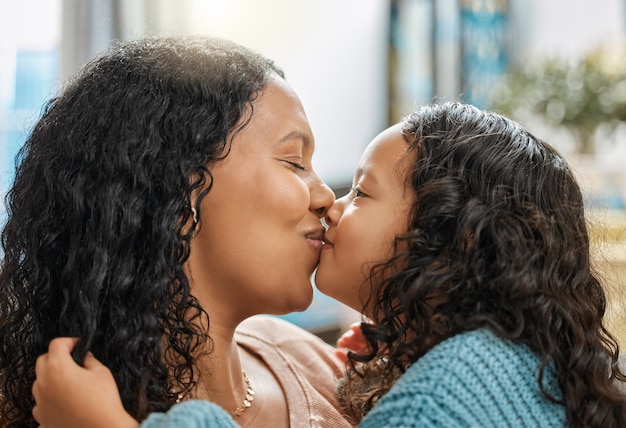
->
<box><xmin>0</xmin><ymin>35</ymin><xmax>284</xmax><ymax>427</ymax></box>
<box><xmin>339</xmin><ymin>102</ymin><xmax>626</xmax><ymax>427</ymax></box>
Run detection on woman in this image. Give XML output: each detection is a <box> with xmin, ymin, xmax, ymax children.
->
<box><xmin>33</xmin><ymin>102</ymin><xmax>626</xmax><ymax>427</ymax></box>
<box><xmin>0</xmin><ymin>35</ymin><xmax>351</xmax><ymax>428</ymax></box>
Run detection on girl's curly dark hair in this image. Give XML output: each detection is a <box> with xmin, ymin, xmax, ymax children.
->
<box><xmin>0</xmin><ymin>35</ymin><xmax>284</xmax><ymax>427</ymax></box>
<box><xmin>339</xmin><ymin>102</ymin><xmax>626</xmax><ymax>427</ymax></box>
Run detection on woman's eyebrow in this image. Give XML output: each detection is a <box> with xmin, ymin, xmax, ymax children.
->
<box><xmin>278</xmin><ymin>130</ymin><xmax>312</xmax><ymax>149</ymax></box>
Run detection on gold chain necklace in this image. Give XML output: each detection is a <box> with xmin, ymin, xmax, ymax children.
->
<box><xmin>230</xmin><ymin>370</ymin><xmax>255</xmax><ymax>417</ymax></box>
<box><xmin>174</xmin><ymin>370</ymin><xmax>255</xmax><ymax>417</ymax></box>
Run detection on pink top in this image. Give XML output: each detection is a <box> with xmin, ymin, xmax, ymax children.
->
<box><xmin>236</xmin><ymin>316</ymin><xmax>354</xmax><ymax>428</ymax></box>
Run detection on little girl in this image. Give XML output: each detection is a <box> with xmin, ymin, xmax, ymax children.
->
<box><xmin>317</xmin><ymin>101</ymin><xmax>626</xmax><ymax>427</ymax></box>
<box><xmin>32</xmin><ymin>102</ymin><xmax>626</xmax><ymax>427</ymax></box>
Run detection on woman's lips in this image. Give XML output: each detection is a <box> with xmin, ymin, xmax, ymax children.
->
<box><xmin>305</xmin><ymin>229</ymin><xmax>325</xmax><ymax>252</ymax></box>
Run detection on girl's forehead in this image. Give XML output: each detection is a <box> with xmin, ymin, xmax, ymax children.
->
<box><xmin>355</xmin><ymin>124</ymin><xmax>413</xmax><ymax>189</ymax></box>
<box><xmin>361</xmin><ymin>124</ymin><xmax>409</xmax><ymax>165</ymax></box>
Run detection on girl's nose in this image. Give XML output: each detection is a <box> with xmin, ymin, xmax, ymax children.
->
<box><xmin>324</xmin><ymin>193</ymin><xmax>348</xmax><ymax>227</ymax></box>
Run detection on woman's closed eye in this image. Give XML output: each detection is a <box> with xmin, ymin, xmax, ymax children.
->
<box><xmin>285</xmin><ymin>160</ymin><xmax>307</xmax><ymax>171</ymax></box>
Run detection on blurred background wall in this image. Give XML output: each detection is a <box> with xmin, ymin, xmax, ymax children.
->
<box><xmin>1</xmin><ymin>0</ymin><xmax>625</xmax><ymax>341</ymax></box>
<box><xmin>3</xmin><ymin>0</ymin><xmax>626</xmax><ymax>205</ymax></box>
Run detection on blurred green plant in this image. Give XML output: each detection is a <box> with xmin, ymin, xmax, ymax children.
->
<box><xmin>489</xmin><ymin>45</ymin><xmax>626</xmax><ymax>154</ymax></box>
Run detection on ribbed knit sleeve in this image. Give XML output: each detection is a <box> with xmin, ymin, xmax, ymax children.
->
<box><xmin>141</xmin><ymin>400</ymin><xmax>238</xmax><ymax>428</ymax></box>
<box><xmin>359</xmin><ymin>329</ymin><xmax>566</xmax><ymax>428</ymax></box>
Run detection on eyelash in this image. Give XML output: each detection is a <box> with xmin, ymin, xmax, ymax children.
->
<box><xmin>286</xmin><ymin>161</ymin><xmax>307</xmax><ymax>171</ymax></box>
<box><xmin>351</xmin><ymin>187</ymin><xmax>366</xmax><ymax>198</ymax></box>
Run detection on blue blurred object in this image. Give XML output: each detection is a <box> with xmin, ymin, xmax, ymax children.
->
<box><xmin>14</xmin><ymin>49</ymin><xmax>59</xmax><ymax>110</ymax></box>
<box><xmin>1</xmin><ymin>48</ymin><xmax>59</xmax><ymax>223</ymax></box>
<box><xmin>276</xmin><ymin>286</ymin><xmax>346</xmax><ymax>332</ymax></box>
<box><xmin>459</xmin><ymin>0</ymin><xmax>509</xmax><ymax>108</ymax></box>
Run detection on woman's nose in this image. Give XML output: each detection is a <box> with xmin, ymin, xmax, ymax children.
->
<box><xmin>310</xmin><ymin>176</ymin><xmax>335</xmax><ymax>218</ymax></box>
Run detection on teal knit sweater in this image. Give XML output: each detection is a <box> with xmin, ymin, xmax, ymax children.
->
<box><xmin>141</xmin><ymin>400</ymin><xmax>237</xmax><ymax>428</ymax></box>
<box><xmin>141</xmin><ymin>329</ymin><xmax>566</xmax><ymax>427</ymax></box>
<box><xmin>359</xmin><ymin>329</ymin><xmax>566</xmax><ymax>428</ymax></box>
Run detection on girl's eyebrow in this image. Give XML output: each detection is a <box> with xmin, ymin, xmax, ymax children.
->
<box><xmin>355</xmin><ymin>166</ymin><xmax>379</xmax><ymax>185</ymax></box>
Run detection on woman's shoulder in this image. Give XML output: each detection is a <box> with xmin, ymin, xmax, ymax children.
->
<box><xmin>235</xmin><ymin>315</ymin><xmax>343</xmax><ymax>374</ymax></box>
<box><xmin>236</xmin><ymin>316</ymin><xmax>353</xmax><ymax>428</ymax></box>
<box><xmin>359</xmin><ymin>329</ymin><xmax>566</xmax><ymax>428</ymax></box>
<box><xmin>237</xmin><ymin>315</ymin><xmax>331</xmax><ymax>347</ymax></box>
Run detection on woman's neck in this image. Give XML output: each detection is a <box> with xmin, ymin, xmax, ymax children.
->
<box><xmin>182</xmin><ymin>266</ymin><xmax>277</xmax><ymax>424</ymax></box>
<box><xmin>191</xmin><ymin>318</ymin><xmax>249</xmax><ymax>415</ymax></box>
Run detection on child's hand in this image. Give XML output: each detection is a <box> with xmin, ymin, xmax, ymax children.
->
<box><xmin>32</xmin><ymin>337</ymin><xmax>139</xmax><ymax>428</ymax></box>
<box><xmin>335</xmin><ymin>322</ymin><xmax>370</xmax><ymax>364</ymax></box>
